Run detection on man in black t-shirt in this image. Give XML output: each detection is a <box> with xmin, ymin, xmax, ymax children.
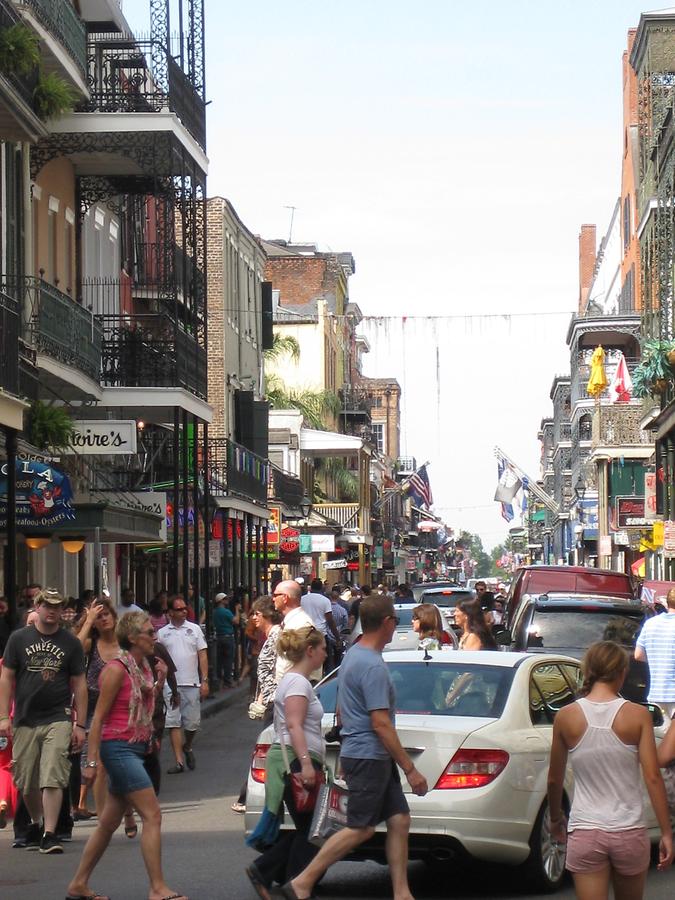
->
<box><xmin>0</xmin><ymin>589</ymin><xmax>86</xmax><ymax>854</ymax></box>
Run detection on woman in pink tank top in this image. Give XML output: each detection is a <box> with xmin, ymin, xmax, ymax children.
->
<box><xmin>66</xmin><ymin>612</ymin><xmax>188</xmax><ymax>900</ymax></box>
<box><xmin>548</xmin><ymin>640</ymin><xmax>673</xmax><ymax>899</ymax></box>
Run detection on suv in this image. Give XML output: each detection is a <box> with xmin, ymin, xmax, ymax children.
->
<box><xmin>506</xmin><ymin>592</ymin><xmax>648</xmax><ymax>703</ymax></box>
<box><xmin>505</xmin><ymin>565</ymin><xmax>635</xmax><ymax>626</ymax></box>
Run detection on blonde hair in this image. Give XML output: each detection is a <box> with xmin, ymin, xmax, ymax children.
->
<box><xmin>581</xmin><ymin>641</ymin><xmax>629</xmax><ymax>696</ymax></box>
<box><xmin>277</xmin><ymin>625</ymin><xmax>323</xmax><ymax>664</ymax></box>
<box><xmin>116</xmin><ymin>611</ymin><xmax>150</xmax><ymax>650</ymax></box>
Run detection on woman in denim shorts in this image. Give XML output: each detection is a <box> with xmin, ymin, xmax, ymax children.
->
<box><xmin>548</xmin><ymin>641</ymin><xmax>673</xmax><ymax>899</ymax></box>
<box><xmin>66</xmin><ymin>612</ymin><xmax>188</xmax><ymax>900</ymax></box>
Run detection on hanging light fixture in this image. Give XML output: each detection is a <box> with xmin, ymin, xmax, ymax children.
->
<box><xmin>25</xmin><ymin>536</ymin><xmax>51</xmax><ymax>551</ymax></box>
<box><xmin>60</xmin><ymin>537</ymin><xmax>86</xmax><ymax>554</ymax></box>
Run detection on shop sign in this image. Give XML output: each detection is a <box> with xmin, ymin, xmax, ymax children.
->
<box><xmin>280</xmin><ymin>526</ymin><xmax>299</xmax><ymax>554</ymax></box>
<box><xmin>311</xmin><ymin>534</ymin><xmax>335</xmax><ymax>552</ymax></box>
<box><xmin>129</xmin><ymin>491</ymin><xmax>167</xmax><ymax>542</ymax></box>
<box><xmin>299</xmin><ymin>534</ymin><xmax>312</xmax><ymax>554</ymax></box>
<box><xmin>323</xmin><ymin>558</ymin><xmax>347</xmax><ymax>570</ymax></box>
<box><xmin>599</xmin><ymin>535</ymin><xmax>612</xmax><ymax>557</ymax></box>
<box><xmin>268</xmin><ymin>506</ymin><xmax>281</xmax><ymax>546</ymax></box>
<box><xmin>664</xmin><ymin>521</ymin><xmax>675</xmax><ymax>559</ymax></box>
<box><xmin>346</xmin><ymin>561</ymin><xmax>360</xmax><ymax>571</ymax></box>
<box><xmin>0</xmin><ymin>459</ymin><xmax>75</xmax><ymax>528</ymax></box>
<box><xmin>616</xmin><ymin>496</ymin><xmax>648</xmax><ymax>528</ymax></box>
<box><xmin>645</xmin><ymin>473</ymin><xmax>657</xmax><ymax>522</ymax></box>
<box><xmin>66</xmin><ymin>420</ymin><xmax>137</xmax><ymax>455</ymax></box>
<box><xmin>653</xmin><ymin>521</ymin><xmax>665</xmax><ymax>547</ymax></box>
<box><xmin>613</xmin><ymin>531</ymin><xmax>630</xmax><ymax>546</ymax></box>
<box><xmin>300</xmin><ymin>556</ymin><xmax>313</xmax><ymax>575</ymax></box>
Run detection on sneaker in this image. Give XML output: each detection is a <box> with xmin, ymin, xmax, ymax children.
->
<box><xmin>0</xmin><ymin>804</ymin><xmax>7</xmax><ymax>829</ymax></box>
<box><xmin>57</xmin><ymin>832</ymin><xmax>73</xmax><ymax>842</ymax></box>
<box><xmin>184</xmin><ymin>747</ymin><xmax>196</xmax><ymax>770</ymax></box>
<box><xmin>39</xmin><ymin>832</ymin><xmax>63</xmax><ymax>854</ymax></box>
<box><xmin>231</xmin><ymin>801</ymin><xmax>246</xmax><ymax>814</ymax></box>
<box><xmin>12</xmin><ymin>836</ymin><xmax>27</xmax><ymax>848</ymax></box>
<box><xmin>24</xmin><ymin>822</ymin><xmax>42</xmax><ymax>850</ymax></box>
<box><xmin>167</xmin><ymin>762</ymin><xmax>185</xmax><ymax>774</ymax></box>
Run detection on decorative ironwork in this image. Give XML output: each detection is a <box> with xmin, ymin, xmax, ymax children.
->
<box><xmin>97</xmin><ymin>313</ymin><xmax>206</xmax><ymax>398</ymax></box>
<box><xmin>8</xmin><ymin>276</ymin><xmax>102</xmax><ymax>382</ymax></box>
<box><xmin>0</xmin><ymin>288</ymin><xmax>20</xmax><ymax>396</ymax></box>
<box><xmin>269</xmin><ymin>466</ymin><xmax>305</xmax><ymax>508</ymax></box>
<box><xmin>0</xmin><ymin>0</ymin><xmax>40</xmax><ymax>112</ymax></box>
<box><xmin>21</xmin><ymin>0</ymin><xmax>87</xmax><ymax>77</ymax></box>
<box><xmin>571</xmin><ymin>350</ymin><xmax>641</xmax><ymax>405</ymax></box>
<box><xmin>209</xmin><ymin>438</ymin><xmax>269</xmax><ymax>504</ymax></box>
<box><xmin>592</xmin><ymin>406</ymin><xmax>654</xmax><ymax>447</ymax></box>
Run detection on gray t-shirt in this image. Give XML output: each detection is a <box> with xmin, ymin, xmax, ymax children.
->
<box><xmin>339</xmin><ymin>644</ymin><xmax>395</xmax><ymax>759</ymax></box>
<box><xmin>274</xmin><ymin>671</ymin><xmax>325</xmax><ymax>760</ymax></box>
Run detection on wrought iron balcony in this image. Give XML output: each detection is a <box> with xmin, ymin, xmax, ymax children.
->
<box><xmin>269</xmin><ymin>466</ymin><xmax>305</xmax><ymax>509</ymax></box>
<box><xmin>18</xmin><ymin>0</ymin><xmax>87</xmax><ymax>78</ymax></box>
<box><xmin>209</xmin><ymin>438</ymin><xmax>269</xmax><ymax>505</ymax></box>
<box><xmin>339</xmin><ymin>386</ymin><xmax>371</xmax><ymax>419</ymax></box>
<box><xmin>313</xmin><ymin>503</ymin><xmax>360</xmax><ymax>528</ymax></box>
<box><xmin>79</xmin><ymin>38</ymin><xmax>206</xmax><ymax>148</ymax></box>
<box><xmin>14</xmin><ymin>276</ymin><xmax>101</xmax><ymax>383</ymax></box>
<box><xmin>0</xmin><ymin>287</ymin><xmax>20</xmax><ymax>396</ymax></box>
<box><xmin>0</xmin><ymin>0</ymin><xmax>42</xmax><ymax>139</ymax></box>
<box><xmin>98</xmin><ymin>314</ymin><xmax>206</xmax><ymax>399</ymax></box>
<box><xmin>592</xmin><ymin>405</ymin><xmax>654</xmax><ymax>448</ymax></box>
<box><xmin>571</xmin><ymin>349</ymin><xmax>641</xmax><ymax>405</ymax></box>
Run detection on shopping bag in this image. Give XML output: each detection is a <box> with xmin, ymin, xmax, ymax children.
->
<box><xmin>308</xmin><ymin>778</ymin><xmax>349</xmax><ymax>847</ymax></box>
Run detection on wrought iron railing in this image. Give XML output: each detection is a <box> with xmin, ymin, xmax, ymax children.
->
<box><xmin>14</xmin><ymin>276</ymin><xmax>101</xmax><ymax>382</ymax></box>
<box><xmin>592</xmin><ymin>405</ymin><xmax>654</xmax><ymax>447</ymax></box>
<box><xmin>571</xmin><ymin>350</ymin><xmax>641</xmax><ymax>405</ymax></box>
<box><xmin>20</xmin><ymin>0</ymin><xmax>87</xmax><ymax>77</ymax></box>
<box><xmin>98</xmin><ymin>313</ymin><xmax>206</xmax><ymax>398</ymax></box>
<box><xmin>339</xmin><ymin>386</ymin><xmax>371</xmax><ymax>417</ymax></box>
<box><xmin>0</xmin><ymin>288</ymin><xmax>20</xmax><ymax>395</ymax></box>
<box><xmin>313</xmin><ymin>502</ymin><xmax>360</xmax><ymax>528</ymax></box>
<box><xmin>79</xmin><ymin>38</ymin><xmax>206</xmax><ymax>148</ymax></box>
<box><xmin>209</xmin><ymin>438</ymin><xmax>269</xmax><ymax>504</ymax></box>
<box><xmin>269</xmin><ymin>466</ymin><xmax>305</xmax><ymax>508</ymax></box>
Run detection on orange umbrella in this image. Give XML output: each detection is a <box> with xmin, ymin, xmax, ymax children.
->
<box><xmin>587</xmin><ymin>345</ymin><xmax>608</xmax><ymax>398</ymax></box>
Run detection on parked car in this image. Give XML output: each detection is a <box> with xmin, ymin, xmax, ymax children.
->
<box><xmin>504</xmin><ymin>565</ymin><xmax>636</xmax><ymax>626</ymax></box>
<box><xmin>504</xmin><ymin>592</ymin><xmax>649</xmax><ymax>703</ymax></box>
<box><xmin>350</xmin><ymin>603</ymin><xmax>458</xmax><ymax>649</ymax></box>
<box><xmin>244</xmin><ymin>650</ymin><xmax>664</xmax><ymax>892</ymax></box>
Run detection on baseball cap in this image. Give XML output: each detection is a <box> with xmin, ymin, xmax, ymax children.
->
<box><xmin>37</xmin><ymin>589</ymin><xmax>65</xmax><ymax>606</ymax></box>
<box><xmin>214</xmin><ymin>592</ymin><xmax>227</xmax><ymax>603</ymax></box>
<box><xmin>295</xmin><ymin>577</ymin><xmax>305</xmax><ymax>585</ymax></box>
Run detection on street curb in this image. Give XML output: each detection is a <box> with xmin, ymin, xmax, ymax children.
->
<box><xmin>201</xmin><ymin>683</ymin><xmax>248</xmax><ymax>719</ymax></box>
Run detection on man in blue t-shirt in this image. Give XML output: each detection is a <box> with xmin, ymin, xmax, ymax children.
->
<box><xmin>213</xmin><ymin>592</ymin><xmax>238</xmax><ymax>687</ymax></box>
<box><xmin>285</xmin><ymin>596</ymin><xmax>428</xmax><ymax>900</ymax></box>
<box><xmin>635</xmin><ymin>588</ymin><xmax>675</xmax><ymax>719</ymax></box>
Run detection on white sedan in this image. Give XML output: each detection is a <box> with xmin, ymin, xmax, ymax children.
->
<box><xmin>349</xmin><ymin>603</ymin><xmax>458</xmax><ymax>650</ymax></box>
<box><xmin>245</xmin><ymin>650</ymin><xmax>662</xmax><ymax>892</ymax></box>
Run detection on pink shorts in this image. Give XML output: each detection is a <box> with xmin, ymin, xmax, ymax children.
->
<box><xmin>566</xmin><ymin>827</ymin><xmax>650</xmax><ymax>876</ymax></box>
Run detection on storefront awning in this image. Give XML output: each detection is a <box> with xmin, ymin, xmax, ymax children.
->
<box><xmin>48</xmin><ymin>501</ymin><xmax>163</xmax><ymax>543</ymax></box>
<box><xmin>300</xmin><ymin>428</ymin><xmax>370</xmax><ymax>458</ymax></box>
<box><xmin>212</xmin><ymin>495</ymin><xmax>270</xmax><ymax>521</ymax></box>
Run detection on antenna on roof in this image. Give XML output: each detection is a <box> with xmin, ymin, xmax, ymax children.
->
<box><xmin>283</xmin><ymin>205</ymin><xmax>297</xmax><ymax>243</ymax></box>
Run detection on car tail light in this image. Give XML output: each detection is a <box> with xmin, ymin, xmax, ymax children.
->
<box><xmin>434</xmin><ymin>749</ymin><xmax>509</xmax><ymax>789</ymax></box>
<box><xmin>251</xmin><ymin>743</ymin><xmax>270</xmax><ymax>783</ymax></box>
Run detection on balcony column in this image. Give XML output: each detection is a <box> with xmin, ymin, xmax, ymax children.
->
<box><xmin>3</xmin><ymin>427</ymin><xmax>17</xmax><ymax>624</ymax></box>
<box><xmin>246</xmin><ymin>514</ymin><xmax>253</xmax><ymax>596</ymax></box>
<box><xmin>203</xmin><ymin>422</ymin><xmax>210</xmax><ymax>611</ymax></box>
<box><xmin>255</xmin><ymin>521</ymin><xmax>262</xmax><ymax>596</ymax></box>
<box><xmin>668</xmin><ymin>438</ymin><xmax>675</xmax><ymax>581</ymax></box>
<box><xmin>239</xmin><ymin>510</ymin><xmax>247</xmax><ymax>591</ymax></box>
<box><xmin>231</xmin><ymin>516</ymin><xmax>239</xmax><ymax>590</ymax></box>
<box><xmin>262</xmin><ymin>526</ymin><xmax>269</xmax><ymax>593</ymax></box>
<box><xmin>192</xmin><ymin>415</ymin><xmax>200</xmax><ymax>612</ymax></box>
<box><xmin>221</xmin><ymin>509</ymin><xmax>229</xmax><ymax>592</ymax></box>
<box><xmin>597</xmin><ymin>458</ymin><xmax>611</xmax><ymax>569</ymax></box>
<box><xmin>171</xmin><ymin>408</ymin><xmax>180</xmax><ymax>592</ymax></box>
<box><xmin>182</xmin><ymin>409</ymin><xmax>189</xmax><ymax>598</ymax></box>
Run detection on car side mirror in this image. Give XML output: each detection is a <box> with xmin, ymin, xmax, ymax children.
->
<box><xmin>494</xmin><ymin>628</ymin><xmax>512</xmax><ymax>647</ymax></box>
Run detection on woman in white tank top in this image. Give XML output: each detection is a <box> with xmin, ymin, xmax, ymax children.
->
<box><xmin>547</xmin><ymin>641</ymin><xmax>673</xmax><ymax>899</ymax></box>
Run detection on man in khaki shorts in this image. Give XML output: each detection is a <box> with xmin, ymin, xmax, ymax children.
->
<box><xmin>0</xmin><ymin>589</ymin><xmax>87</xmax><ymax>854</ymax></box>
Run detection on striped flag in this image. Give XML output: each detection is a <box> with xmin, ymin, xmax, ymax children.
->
<box><xmin>407</xmin><ymin>465</ymin><xmax>433</xmax><ymax>509</ymax></box>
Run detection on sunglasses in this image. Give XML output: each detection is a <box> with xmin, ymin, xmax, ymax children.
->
<box><xmin>387</xmin><ymin>615</ymin><xmax>401</xmax><ymax>625</ymax></box>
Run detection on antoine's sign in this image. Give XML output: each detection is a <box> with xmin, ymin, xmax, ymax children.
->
<box><xmin>65</xmin><ymin>420</ymin><xmax>138</xmax><ymax>455</ymax></box>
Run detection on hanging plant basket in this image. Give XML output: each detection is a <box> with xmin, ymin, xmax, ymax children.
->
<box><xmin>0</xmin><ymin>23</ymin><xmax>40</xmax><ymax>77</ymax></box>
<box><xmin>33</xmin><ymin>72</ymin><xmax>78</xmax><ymax>120</ymax></box>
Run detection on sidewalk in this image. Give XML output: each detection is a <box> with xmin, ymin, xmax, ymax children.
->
<box><xmin>201</xmin><ymin>681</ymin><xmax>249</xmax><ymax>719</ymax></box>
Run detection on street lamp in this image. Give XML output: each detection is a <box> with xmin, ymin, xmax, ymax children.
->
<box><xmin>299</xmin><ymin>494</ymin><xmax>313</xmax><ymax>520</ymax></box>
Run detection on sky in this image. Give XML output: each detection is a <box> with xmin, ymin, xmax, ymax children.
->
<box><xmin>125</xmin><ymin>0</ymin><xmax>654</xmax><ymax>549</ymax></box>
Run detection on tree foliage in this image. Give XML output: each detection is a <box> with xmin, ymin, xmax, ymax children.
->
<box><xmin>456</xmin><ymin>530</ymin><xmax>491</xmax><ymax>576</ymax></box>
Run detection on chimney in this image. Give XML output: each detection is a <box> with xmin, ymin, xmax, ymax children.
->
<box><xmin>578</xmin><ymin>224</ymin><xmax>597</xmax><ymax>313</ymax></box>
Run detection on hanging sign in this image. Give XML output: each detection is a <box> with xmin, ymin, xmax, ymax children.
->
<box><xmin>299</xmin><ymin>534</ymin><xmax>312</xmax><ymax>554</ymax></box>
<box><xmin>280</xmin><ymin>525</ymin><xmax>299</xmax><ymax>554</ymax></box>
<box><xmin>664</xmin><ymin>521</ymin><xmax>675</xmax><ymax>559</ymax></box>
<box><xmin>323</xmin><ymin>558</ymin><xmax>347</xmax><ymax>570</ymax></box>
<box><xmin>268</xmin><ymin>506</ymin><xmax>281</xmax><ymax>546</ymax></box>
<box><xmin>616</xmin><ymin>496</ymin><xmax>648</xmax><ymax>528</ymax></box>
<box><xmin>0</xmin><ymin>459</ymin><xmax>75</xmax><ymax>528</ymax></box>
<box><xmin>129</xmin><ymin>491</ymin><xmax>167</xmax><ymax>542</ymax></box>
<box><xmin>645</xmin><ymin>473</ymin><xmax>657</xmax><ymax>522</ymax></box>
<box><xmin>66</xmin><ymin>420</ymin><xmax>137</xmax><ymax>455</ymax></box>
<box><xmin>311</xmin><ymin>534</ymin><xmax>335</xmax><ymax>553</ymax></box>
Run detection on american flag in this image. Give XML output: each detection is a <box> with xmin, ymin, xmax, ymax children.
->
<box><xmin>407</xmin><ymin>465</ymin><xmax>433</xmax><ymax>509</ymax></box>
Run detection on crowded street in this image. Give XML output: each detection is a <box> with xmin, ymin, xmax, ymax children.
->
<box><xmin>0</xmin><ymin>687</ymin><xmax>674</xmax><ymax>900</ymax></box>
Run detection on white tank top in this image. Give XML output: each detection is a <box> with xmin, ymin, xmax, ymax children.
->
<box><xmin>567</xmin><ymin>697</ymin><xmax>645</xmax><ymax>832</ymax></box>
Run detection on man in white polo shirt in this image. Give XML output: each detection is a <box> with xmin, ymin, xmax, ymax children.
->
<box><xmin>157</xmin><ymin>595</ymin><xmax>208</xmax><ymax>773</ymax></box>
<box><xmin>635</xmin><ymin>587</ymin><xmax>675</xmax><ymax>719</ymax></box>
<box><xmin>273</xmin><ymin>580</ymin><xmax>318</xmax><ymax>682</ymax></box>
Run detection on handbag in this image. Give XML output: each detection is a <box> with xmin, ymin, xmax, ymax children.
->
<box><xmin>308</xmin><ymin>777</ymin><xmax>349</xmax><ymax>846</ymax></box>
<box><xmin>279</xmin><ymin>734</ymin><xmax>323</xmax><ymax>814</ymax></box>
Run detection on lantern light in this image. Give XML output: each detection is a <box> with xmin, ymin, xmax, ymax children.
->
<box><xmin>60</xmin><ymin>538</ymin><xmax>86</xmax><ymax>554</ymax></box>
<box><xmin>25</xmin><ymin>536</ymin><xmax>51</xmax><ymax>551</ymax></box>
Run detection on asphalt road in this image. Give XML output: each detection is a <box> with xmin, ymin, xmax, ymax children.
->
<box><xmin>2</xmin><ymin>692</ymin><xmax>675</xmax><ymax>900</ymax></box>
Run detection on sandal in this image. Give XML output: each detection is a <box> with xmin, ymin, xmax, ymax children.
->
<box><xmin>245</xmin><ymin>864</ymin><xmax>271</xmax><ymax>900</ymax></box>
<box><xmin>65</xmin><ymin>893</ymin><xmax>110</xmax><ymax>900</ymax></box>
<box><xmin>167</xmin><ymin>763</ymin><xmax>185</xmax><ymax>775</ymax></box>
<box><xmin>124</xmin><ymin>813</ymin><xmax>137</xmax><ymax>839</ymax></box>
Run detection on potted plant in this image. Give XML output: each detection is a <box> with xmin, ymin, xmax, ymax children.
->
<box><xmin>632</xmin><ymin>339</ymin><xmax>675</xmax><ymax>398</ymax></box>
<box><xmin>33</xmin><ymin>72</ymin><xmax>78</xmax><ymax>120</ymax></box>
<box><xmin>0</xmin><ymin>23</ymin><xmax>39</xmax><ymax>77</ymax></box>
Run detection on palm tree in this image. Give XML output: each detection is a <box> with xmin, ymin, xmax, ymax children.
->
<box><xmin>263</xmin><ymin>332</ymin><xmax>300</xmax><ymax>363</ymax></box>
<box><xmin>265</xmin><ymin>373</ymin><xmax>340</xmax><ymax>430</ymax></box>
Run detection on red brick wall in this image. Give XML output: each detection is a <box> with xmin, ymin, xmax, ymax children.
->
<box><xmin>264</xmin><ymin>256</ymin><xmax>330</xmax><ymax>306</ymax></box>
<box><xmin>578</xmin><ymin>224</ymin><xmax>597</xmax><ymax>313</ymax></box>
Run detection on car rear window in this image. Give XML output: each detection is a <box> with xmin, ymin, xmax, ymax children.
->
<box><xmin>420</xmin><ymin>589</ymin><xmax>473</xmax><ymax>607</ymax></box>
<box><xmin>395</xmin><ymin>608</ymin><xmax>415</xmax><ymax>629</ymax></box>
<box><xmin>527</xmin><ymin>611</ymin><xmax>642</xmax><ymax>650</ymax></box>
<box><xmin>315</xmin><ymin>661</ymin><xmax>515</xmax><ymax>718</ymax></box>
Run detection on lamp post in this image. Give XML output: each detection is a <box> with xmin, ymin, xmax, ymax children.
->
<box><xmin>299</xmin><ymin>494</ymin><xmax>313</xmax><ymax>579</ymax></box>
<box><xmin>574</xmin><ymin>475</ymin><xmax>586</xmax><ymax>566</ymax></box>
